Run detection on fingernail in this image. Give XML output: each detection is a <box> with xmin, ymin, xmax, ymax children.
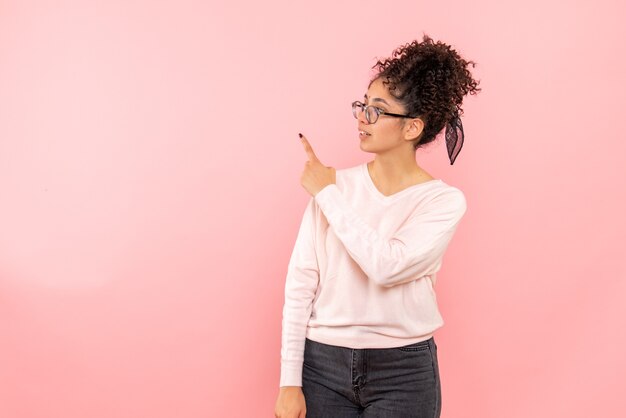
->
<box><xmin>298</xmin><ymin>133</ymin><xmax>302</xmax><ymax>138</ymax></box>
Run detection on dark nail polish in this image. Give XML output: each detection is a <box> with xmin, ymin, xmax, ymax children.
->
<box><xmin>298</xmin><ymin>133</ymin><xmax>302</xmax><ymax>138</ymax></box>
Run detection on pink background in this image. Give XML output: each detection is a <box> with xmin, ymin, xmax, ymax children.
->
<box><xmin>1</xmin><ymin>0</ymin><xmax>625</xmax><ymax>417</ymax></box>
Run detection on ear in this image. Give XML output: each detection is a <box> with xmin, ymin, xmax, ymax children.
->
<box><xmin>404</xmin><ymin>117</ymin><xmax>425</xmax><ymax>141</ymax></box>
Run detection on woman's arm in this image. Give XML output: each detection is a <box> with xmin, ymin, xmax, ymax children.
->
<box><xmin>279</xmin><ymin>197</ymin><xmax>319</xmax><ymax>388</ymax></box>
<box><xmin>314</xmin><ymin>184</ymin><xmax>467</xmax><ymax>288</ymax></box>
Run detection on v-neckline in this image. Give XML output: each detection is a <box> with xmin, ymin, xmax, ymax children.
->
<box><xmin>361</xmin><ymin>162</ymin><xmax>442</xmax><ymax>202</ymax></box>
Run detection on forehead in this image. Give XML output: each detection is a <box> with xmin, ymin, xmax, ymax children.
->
<box><xmin>365</xmin><ymin>78</ymin><xmax>397</xmax><ymax>106</ymax></box>
<box><xmin>366</xmin><ymin>77</ymin><xmax>388</xmax><ymax>96</ymax></box>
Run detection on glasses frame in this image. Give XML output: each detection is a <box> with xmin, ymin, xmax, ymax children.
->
<box><xmin>351</xmin><ymin>100</ymin><xmax>417</xmax><ymax>124</ymax></box>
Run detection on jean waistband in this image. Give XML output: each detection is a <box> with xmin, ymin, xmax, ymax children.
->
<box><xmin>305</xmin><ymin>336</ymin><xmax>434</xmax><ymax>351</ymax></box>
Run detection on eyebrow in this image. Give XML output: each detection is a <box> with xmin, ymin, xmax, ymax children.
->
<box><xmin>364</xmin><ymin>94</ymin><xmax>390</xmax><ymax>106</ymax></box>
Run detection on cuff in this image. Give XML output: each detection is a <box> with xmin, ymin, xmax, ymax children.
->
<box><xmin>314</xmin><ymin>183</ymin><xmax>341</xmax><ymax>207</ymax></box>
<box><xmin>280</xmin><ymin>360</ymin><xmax>304</xmax><ymax>387</ymax></box>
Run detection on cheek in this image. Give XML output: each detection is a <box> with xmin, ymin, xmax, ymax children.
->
<box><xmin>375</xmin><ymin>126</ymin><xmax>398</xmax><ymax>141</ymax></box>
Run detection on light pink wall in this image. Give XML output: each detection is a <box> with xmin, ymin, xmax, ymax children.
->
<box><xmin>1</xmin><ymin>0</ymin><xmax>625</xmax><ymax>417</ymax></box>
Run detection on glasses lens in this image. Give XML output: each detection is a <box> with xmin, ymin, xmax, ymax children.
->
<box><xmin>353</xmin><ymin>101</ymin><xmax>368</xmax><ymax>120</ymax></box>
<box><xmin>352</xmin><ymin>102</ymin><xmax>360</xmax><ymax>119</ymax></box>
<box><xmin>366</xmin><ymin>106</ymin><xmax>378</xmax><ymax>123</ymax></box>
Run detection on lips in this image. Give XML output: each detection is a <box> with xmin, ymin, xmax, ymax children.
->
<box><xmin>358</xmin><ymin>128</ymin><xmax>371</xmax><ymax>136</ymax></box>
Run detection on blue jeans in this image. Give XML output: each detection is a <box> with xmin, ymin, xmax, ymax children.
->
<box><xmin>302</xmin><ymin>337</ymin><xmax>441</xmax><ymax>418</ymax></box>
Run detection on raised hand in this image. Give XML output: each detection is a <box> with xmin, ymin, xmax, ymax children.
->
<box><xmin>299</xmin><ymin>133</ymin><xmax>336</xmax><ymax>197</ymax></box>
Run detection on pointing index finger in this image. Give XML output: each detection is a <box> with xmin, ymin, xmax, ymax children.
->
<box><xmin>300</xmin><ymin>134</ymin><xmax>318</xmax><ymax>162</ymax></box>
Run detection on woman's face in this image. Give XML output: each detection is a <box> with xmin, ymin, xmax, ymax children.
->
<box><xmin>358</xmin><ymin>77</ymin><xmax>423</xmax><ymax>153</ymax></box>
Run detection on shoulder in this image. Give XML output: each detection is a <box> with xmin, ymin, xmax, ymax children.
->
<box><xmin>428</xmin><ymin>183</ymin><xmax>467</xmax><ymax>215</ymax></box>
<box><xmin>332</xmin><ymin>162</ymin><xmax>363</xmax><ymax>187</ymax></box>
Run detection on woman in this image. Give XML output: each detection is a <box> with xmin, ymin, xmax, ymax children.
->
<box><xmin>275</xmin><ymin>34</ymin><xmax>481</xmax><ymax>418</ymax></box>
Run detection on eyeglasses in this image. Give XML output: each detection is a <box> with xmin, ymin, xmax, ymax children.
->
<box><xmin>351</xmin><ymin>100</ymin><xmax>416</xmax><ymax>124</ymax></box>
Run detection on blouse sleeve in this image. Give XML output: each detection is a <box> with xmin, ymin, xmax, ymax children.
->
<box><xmin>279</xmin><ymin>197</ymin><xmax>320</xmax><ymax>387</ymax></box>
<box><xmin>313</xmin><ymin>183</ymin><xmax>467</xmax><ymax>288</ymax></box>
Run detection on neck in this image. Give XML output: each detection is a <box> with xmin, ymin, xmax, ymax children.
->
<box><xmin>368</xmin><ymin>157</ymin><xmax>422</xmax><ymax>186</ymax></box>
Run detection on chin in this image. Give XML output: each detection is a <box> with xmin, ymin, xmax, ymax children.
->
<box><xmin>359</xmin><ymin>143</ymin><xmax>377</xmax><ymax>153</ymax></box>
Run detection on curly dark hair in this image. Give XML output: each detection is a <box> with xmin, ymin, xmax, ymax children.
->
<box><xmin>369</xmin><ymin>33</ymin><xmax>481</xmax><ymax>151</ymax></box>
